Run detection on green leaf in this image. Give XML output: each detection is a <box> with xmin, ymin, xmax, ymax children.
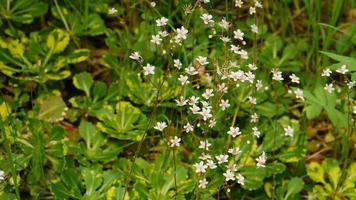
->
<box><xmin>66</xmin><ymin>49</ymin><xmax>90</xmax><ymax>64</ymax></box>
<box><xmin>38</xmin><ymin>96</ymin><xmax>67</xmax><ymax>123</ymax></box>
<box><xmin>47</xmin><ymin>29</ymin><xmax>70</xmax><ymax>53</ymax></box>
<box><xmin>284</xmin><ymin>177</ymin><xmax>304</xmax><ymax>200</ymax></box>
<box><xmin>307</xmin><ymin>162</ymin><xmax>325</xmax><ymax>183</ymax></box>
<box><xmin>322</xmin><ymin>159</ymin><xmax>341</xmax><ymax>189</ymax></box>
<box><xmin>82</xmin><ymin>168</ymin><xmax>103</xmax><ymax>195</ymax></box>
<box><xmin>320</xmin><ymin>51</ymin><xmax>356</xmax><ymax>71</ymax></box>
<box><xmin>305</xmin><ymin>103</ymin><xmax>322</xmax><ymax>119</ymax></box>
<box><xmin>277</xmin><ymin>146</ymin><xmax>306</xmax><ymax>163</ymax></box>
<box><xmin>240</xmin><ymin>166</ymin><xmax>266</xmax><ymax>190</ymax></box>
<box><xmin>325</xmin><ymin>107</ymin><xmax>347</xmax><ymax>129</ymax></box>
<box><xmin>73</xmin><ymin>72</ymin><xmax>93</xmax><ymax>97</ymax></box>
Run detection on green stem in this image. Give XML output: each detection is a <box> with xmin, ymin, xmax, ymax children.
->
<box><xmin>54</xmin><ymin>0</ymin><xmax>70</xmax><ymax>32</ymax></box>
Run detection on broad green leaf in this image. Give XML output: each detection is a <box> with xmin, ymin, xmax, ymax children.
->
<box><xmin>320</xmin><ymin>51</ymin><xmax>356</xmax><ymax>71</ymax></box>
<box><xmin>73</xmin><ymin>72</ymin><xmax>93</xmax><ymax>97</ymax></box>
<box><xmin>305</xmin><ymin>104</ymin><xmax>322</xmax><ymax>119</ymax></box>
<box><xmin>277</xmin><ymin>146</ymin><xmax>305</xmax><ymax>163</ymax></box>
<box><xmin>240</xmin><ymin>166</ymin><xmax>266</xmax><ymax>190</ymax></box>
<box><xmin>322</xmin><ymin>159</ymin><xmax>341</xmax><ymax>189</ymax></box>
<box><xmin>284</xmin><ymin>177</ymin><xmax>304</xmax><ymax>199</ymax></box>
<box><xmin>325</xmin><ymin>107</ymin><xmax>347</xmax><ymax>128</ymax></box>
<box><xmin>47</xmin><ymin>29</ymin><xmax>70</xmax><ymax>53</ymax></box>
<box><xmin>8</xmin><ymin>40</ymin><xmax>25</xmax><ymax>57</ymax></box>
<box><xmin>66</xmin><ymin>49</ymin><xmax>90</xmax><ymax>64</ymax></box>
<box><xmin>307</xmin><ymin>162</ymin><xmax>325</xmax><ymax>183</ymax></box>
<box><xmin>82</xmin><ymin>168</ymin><xmax>103</xmax><ymax>195</ymax></box>
<box><xmin>38</xmin><ymin>96</ymin><xmax>67</xmax><ymax>122</ymax></box>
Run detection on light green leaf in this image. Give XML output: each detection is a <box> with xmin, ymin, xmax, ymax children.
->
<box><xmin>73</xmin><ymin>72</ymin><xmax>93</xmax><ymax>97</ymax></box>
<box><xmin>307</xmin><ymin>162</ymin><xmax>325</xmax><ymax>183</ymax></box>
<box><xmin>284</xmin><ymin>177</ymin><xmax>304</xmax><ymax>200</ymax></box>
<box><xmin>38</xmin><ymin>96</ymin><xmax>67</xmax><ymax>122</ymax></box>
<box><xmin>47</xmin><ymin>29</ymin><xmax>70</xmax><ymax>53</ymax></box>
<box><xmin>66</xmin><ymin>49</ymin><xmax>90</xmax><ymax>64</ymax></box>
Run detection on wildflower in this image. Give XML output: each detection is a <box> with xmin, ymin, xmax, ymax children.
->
<box><xmin>236</xmin><ymin>173</ymin><xmax>245</xmax><ymax>185</ymax></box>
<box><xmin>156</xmin><ymin>17</ymin><xmax>168</xmax><ymax>26</ymax></box>
<box><xmin>336</xmin><ymin>64</ymin><xmax>348</xmax><ymax>74</ymax></box>
<box><xmin>252</xmin><ymin>127</ymin><xmax>261</xmax><ymax>138</ymax></box>
<box><xmin>185</xmin><ymin>66</ymin><xmax>198</xmax><ymax>75</ymax></box>
<box><xmin>129</xmin><ymin>51</ymin><xmax>142</xmax><ymax>61</ymax></box>
<box><xmin>228</xmin><ymin>147</ymin><xmax>241</xmax><ymax>155</ymax></box>
<box><xmin>239</xmin><ymin>49</ymin><xmax>249</xmax><ymax>59</ymax></box>
<box><xmin>324</xmin><ymin>83</ymin><xmax>334</xmax><ymax>93</ymax></box>
<box><xmin>353</xmin><ymin>106</ymin><xmax>356</xmax><ymax>114</ymax></box>
<box><xmin>347</xmin><ymin>81</ymin><xmax>355</xmax><ymax>89</ymax></box>
<box><xmin>173</xmin><ymin>59</ymin><xmax>182</xmax><ymax>69</ymax></box>
<box><xmin>289</xmin><ymin>74</ymin><xmax>300</xmax><ymax>84</ymax></box>
<box><xmin>271</xmin><ymin>68</ymin><xmax>283</xmax><ymax>81</ymax></box>
<box><xmin>143</xmin><ymin>64</ymin><xmax>155</xmax><ymax>75</ymax></box>
<box><xmin>202</xmin><ymin>89</ymin><xmax>214</xmax><ymax>99</ymax></box>
<box><xmin>201</xmin><ymin>13</ymin><xmax>214</xmax><ymax>25</ymax></box>
<box><xmin>176</xmin><ymin>26</ymin><xmax>188</xmax><ymax>40</ymax></box>
<box><xmin>150</xmin><ymin>2</ymin><xmax>156</xmax><ymax>7</ymax></box>
<box><xmin>227</xmin><ymin>126</ymin><xmax>241</xmax><ymax>137</ymax></box>
<box><xmin>248</xmin><ymin>63</ymin><xmax>257</xmax><ymax>70</ymax></box>
<box><xmin>190</xmin><ymin>105</ymin><xmax>201</xmax><ymax>114</ymax></box>
<box><xmin>256</xmin><ymin>152</ymin><xmax>266</xmax><ymax>168</ymax></box>
<box><xmin>169</xmin><ymin>136</ymin><xmax>181</xmax><ymax>147</ymax></box>
<box><xmin>196</xmin><ymin>56</ymin><xmax>209</xmax><ymax>66</ymax></box>
<box><xmin>206</xmin><ymin>159</ymin><xmax>217</xmax><ymax>169</ymax></box>
<box><xmin>249</xmin><ymin>7</ymin><xmax>256</xmax><ymax>15</ymax></box>
<box><xmin>284</xmin><ymin>126</ymin><xmax>294</xmax><ymax>137</ymax></box>
<box><xmin>150</xmin><ymin>34</ymin><xmax>162</xmax><ymax>45</ymax></box>
<box><xmin>247</xmin><ymin>96</ymin><xmax>257</xmax><ymax>105</ymax></box>
<box><xmin>189</xmin><ymin>96</ymin><xmax>200</xmax><ymax>105</ymax></box>
<box><xmin>184</xmin><ymin>123</ymin><xmax>194</xmax><ymax>133</ymax></box>
<box><xmin>294</xmin><ymin>88</ymin><xmax>304</xmax><ymax>101</ymax></box>
<box><xmin>108</xmin><ymin>7</ymin><xmax>118</xmax><ymax>15</ymax></box>
<box><xmin>178</xmin><ymin>75</ymin><xmax>189</xmax><ymax>85</ymax></box>
<box><xmin>233</xmin><ymin>29</ymin><xmax>244</xmax><ymax>41</ymax></box>
<box><xmin>230</xmin><ymin>44</ymin><xmax>240</xmax><ymax>54</ymax></box>
<box><xmin>220</xmin><ymin>36</ymin><xmax>231</xmax><ymax>43</ymax></box>
<box><xmin>255</xmin><ymin>80</ymin><xmax>263</xmax><ymax>91</ymax></box>
<box><xmin>0</xmin><ymin>170</ymin><xmax>4</xmax><ymax>181</ymax></box>
<box><xmin>200</xmin><ymin>153</ymin><xmax>212</xmax><ymax>160</ymax></box>
<box><xmin>251</xmin><ymin>24</ymin><xmax>259</xmax><ymax>34</ymax></box>
<box><xmin>321</xmin><ymin>68</ymin><xmax>332</xmax><ymax>77</ymax></box>
<box><xmin>208</xmin><ymin>119</ymin><xmax>216</xmax><ymax>128</ymax></box>
<box><xmin>235</xmin><ymin>0</ymin><xmax>243</xmax><ymax>8</ymax></box>
<box><xmin>216</xmin><ymin>154</ymin><xmax>229</xmax><ymax>164</ymax></box>
<box><xmin>250</xmin><ymin>112</ymin><xmax>259</xmax><ymax>123</ymax></box>
<box><xmin>218</xmin><ymin>83</ymin><xmax>228</xmax><ymax>93</ymax></box>
<box><xmin>198</xmin><ymin>178</ymin><xmax>208</xmax><ymax>188</ymax></box>
<box><xmin>223</xmin><ymin>169</ymin><xmax>235</xmax><ymax>181</ymax></box>
<box><xmin>195</xmin><ymin>161</ymin><xmax>208</xmax><ymax>173</ymax></box>
<box><xmin>254</xmin><ymin>0</ymin><xmax>262</xmax><ymax>8</ymax></box>
<box><xmin>154</xmin><ymin>122</ymin><xmax>167</xmax><ymax>131</ymax></box>
<box><xmin>219</xmin><ymin>99</ymin><xmax>230</xmax><ymax>111</ymax></box>
<box><xmin>159</xmin><ymin>31</ymin><xmax>169</xmax><ymax>37</ymax></box>
<box><xmin>199</xmin><ymin>140</ymin><xmax>211</xmax><ymax>150</ymax></box>
<box><xmin>175</xmin><ymin>96</ymin><xmax>188</xmax><ymax>106</ymax></box>
<box><xmin>200</xmin><ymin>108</ymin><xmax>212</xmax><ymax>121</ymax></box>
<box><xmin>219</xmin><ymin>18</ymin><xmax>230</xmax><ymax>30</ymax></box>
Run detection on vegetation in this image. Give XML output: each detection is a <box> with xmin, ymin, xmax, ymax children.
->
<box><xmin>0</xmin><ymin>0</ymin><xmax>355</xmax><ymax>199</ymax></box>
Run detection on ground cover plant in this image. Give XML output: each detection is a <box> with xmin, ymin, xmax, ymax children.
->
<box><xmin>0</xmin><ymin>0</ymin><xmax>355</xmax><ymax>199</ymax></box>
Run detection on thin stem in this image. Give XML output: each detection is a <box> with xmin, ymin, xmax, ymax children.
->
<box><xmin>54</xmin><ymin>0</ymin><xmax>70</xmax><ymax>32</ymax></box>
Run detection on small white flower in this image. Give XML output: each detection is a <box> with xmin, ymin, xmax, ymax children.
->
<box><xmin>250</xmin><ymin>112</ymin><xmax>259</xmax><ymax>123</ymax></box>
<box><xmin>336</xmin><ymin>64</ymin><xmax>348</xmax><ymax>74</ymax></box>
<box><xmin>256</xmin><ymin>152</ymin><xmax>267</xmax><ymax>168</ymax></box>
<box><xmin>289</xmin><ymin>74</ymin><xmax>300</xmax><ymax>84</ymax></box>
<box><xmin>324</xmin><ymin>83</ymin><xmax>335</xmax><ymax>93</ymax></box>
<box><xmin>0</xmin><ymin>170</ymin><xmax>5</xmax><ymax>181</ymax></box>
<box><xmin>198</xmin><ymin>178</ymin><xmax>208</xmax><ymax>188</ymax></box>
<box><xmin>251</xmin><ymin>24</ymin><xmax>259</xmax><ymax>34</ymax></box>
<box><xmin>208</xmin><ymin>119</ymin><xmax>216</xmax><ymax>128</ymax></box>
<box><xmin>200</xmin><ymin>153</ymin><xmax>212</xmax><ymax>160</ymax></box>
<box><xmin>255</xmin><ymin>80</ymin><xmax>263</xmax><ymax>91</ymax></box>
<box><xmin>219</xmin><ymin>99</ymin><xmax>230</xmax><ymax>111</ymax></box>
<box><xmin>150</xmin><ymin>2</ymin><xmax>156</xmax><ymax>7</ymax></box>
<box><xmin>249</xmin><ymin>7</ymin><xmax>256</xmax><ymax>15</ymax></box>
<box><xmin>156</xmin><ymin>17</ymin><xmax>168</xmax><ymax>26</ymax></box>
<box><xmin>174</xmin><ymin>59</ymin><xmax>182</xmax><ymax>69</ymax></box>
<box><xmin>150</xmin><ymin>34</ymin><xmax>162</xmax><ymax>45</ymax></box>
<box><xmin>176</xmin><ymin>26</ymin><xmax>188</xmax><ymax>40</ymax></box>
<box><xmin>228</xmin><ymin>147</ymin><xmax>241</xmax><ymax>155</ymax></box>
<box><xmin>294</xmin><ymin>88</ymin><xmax>304</xmax><ymax>101</ymax></box>
<box><xmin>284</xmin><ymin>126</ymin><xmax>294</xmax><ymax>137</ymax></box>
<box><xmin>154</xmin><ymin>122</ymin><xmax>167</xmax><ymax>131</ymax></box>
<box><xmin>129</xmin><ymin>51</ymin><xmax>142</xmax><ymax>61</ymax></box>
<box><xmin>236</xmin><ymin>173</ymin><xmax>245</xmax><ymax>185</ymax></box>
<box><xmin>321</xmin><ymin>68</ymin><xmax>332</xmax><ymax>77</ymax></box>
<box><xmin>247</xmin><ymin>96</ymin><xmax>257</xmax><ymax>105</ymax></box>
<box><xmin>189</xmin><ymin>96</ymin><xmax>200</xmax><ymax>105</ymax></box>
<box><xmin>230</xmin><ymin>44</ymin><xmax>240</xmax><ymax>54</ymax></box>
<box><xmin>235</xmin><ymin>0</ymin><xmax>244</xmax><ymax>8</ymax></box>
<box><xmin>200</xmin><ymin>108</ymin><xmax>212</xmax><ymax>121</ymax></box>
<box><xmin>178</xmin><ymin>75</ymin><xmax>189</xmax><ymax>85</ymax></box>
<box><xmin>202</xmin><ymin>89</ymin><xmax>214</xmax><ymax>99</ymax></box>
<box><xmin>196</xmin><ymin>56</ymin><xmax>209</xmax><ymax>66</ymax></box>
<box><xmin>169</xmin><ymin>136</ymin><xmax>181</xmax><ymax>147</ymax></box>
<box><xmin>159</xmin><ymin>31</ymin><xmax>169</xmax><ymax>37</ymax></box>
<box><xmin>219</xmin><ymin>18</ymin><xmax>230</xmax><ymax>30</ymax></box>
<box><xmin>347</xmin><ymin>81</ymin><xmax>355</xmax><ymax>89</ymax></box>
<box><xmin>195</xmin><ymin>161</ymin><xmax>208</xmax><ymax>173</ymax></box>
<box><xmin>227</xmin><ymin>126</ymin><xmax>241</xmax><ymax>137</ymax></box>
<box><xmin>216</xmin><ymin>154</ymin><xmax>229</xmax><ymax>164</ymax></box>
<box><xmin>218</xmin><ymin>83</ymin><xmax>228</xmax><ymax>93</ymax></box>
<box><xmin>220</xmin><ymin>36</ymin><xmax>231</xmax><ymax>43</ymax></box>
<box><xmin>248</xmin><ymin>63</ymin><xmax>257</xmax><ymax>70</ymax></box>
<box><xmin>271</xmin><ymin>68</ymin><xmax>283</xmax><ymax>81</ymax></box>
<box><xmin>203</xmin><ymin>0</ymin><xmax>210</xmax><ymax>3</ymax></box>
<box><xmin>254</xmin><ymin>0</ymin><xmax>262</xmax><ymax>8</ymax></box>
<box><xmin>223</xmin><ymin>169</ymin><xmax>235</xmax><ymax>181</ymax></box>
<box><xmin>108</xmin><ymin>7</ymin><xmax>118</xmax><ymax>15</ymax></box>
<box><xmin>143</xmin><ymin>64</ymin><xmax>155</xmax><ymax>75</ymax></box>
<box><xmin>201</xmin><ymin>13</ymin><xmax>214</xmax><ymax>24</ymax></box>
<box><xmin>353</xmin><ymin>106</ymin><xmax>356</xmax><ymax>114</ymax></box>
<box><xmin>252</xmin><ymin>127</ymin><xmax>261</xmax><ymax>138</ymax></box>
<box><xmin>206</xmin><ymin>159</ymin><xmax>217</xmax><ymax>169</ymax></box>
<box><xmin>184</xmin><ymin>123</ymin><xmax>194</xmax><ymax>133</ymax></box>
<box><xmin>175</xmin><ymin>96</ymin><xmax>188</xmax><ymax>106</ymax></box>
<box><xmin>199</xmin><ymin>140</ymin><xmax>211</xmax><ymax>150</ymax></box>
<box><xmin>233</xmin><ymin>29</ymin><xmax>244</xmax><ymax>40</ymax></box>
<box><xmin>185</xmin><ymin>66</ymin><xmax>198</xmax><ymax>75</ymax></box>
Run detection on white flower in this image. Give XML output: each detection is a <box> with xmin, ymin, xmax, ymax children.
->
<box><xmin>200</xmin><ymin>108</ymin><xmax>212</xmax><ymax>121</ymax></box>
<box><xmin>271</xmin><ymin>68</ymin><xmax>283</xmax><ymax>81</ymax></box>
<box><xmin>223</xmin><ymin>169</ymin><xmax>235</xmax><ymax>181</ymax></box>
<box><xmin>199</xmin><ymin>153</ymin><xmax>212</xmax><ymax>160</ymax></box>
<box><xmin>174</xmin><ymin>59</ymin><xmax>182</xmax><ymax>69</ymax></box>
<box><xmin>248</xmin><ymin>63</ymin><xmax>257</xmax><ymax>70</ymax></box>
<box><xmin>156</xmin><ymin>17</ymin><xmax>168</xmax><ymax>26</ymax></box>
<box><xmin>254</xmin><ymin>0</ymin><xmax>262</xmax><ymax>8</ymax></box>
<box><xmin>185</xmin><ymin>66</ymin><xmax>198</xmax><ymax>75</ymax></box>
<box><xmin>0</xmin><ymin>170</ymin><xmax>4</xmax><ymax>181</ymax></box>
<box><xmin>239</xmin><ymin>49</ymin><xmax>249</xmax><ymax>59</ymax></box>
<box><xmin>294</xmin><ymin>88</ymin><xmax>304</xmax><ymax>101</ymax></box>
<box><xmin>321</xmin><ymin>68</ymin><xmax>332</xmax><ymax>77</ymax></box>
<box><xmin>194</xmin><ymin>161</ymin><xmax>208</xmax><ymax>173</ymax></box>
<box><xmin>190</xmin><ymin>105</ymin><xmax>201</xmax><ymax>114</ymax></box>
<box><xmin>150</xmin><ymin>34</ymin><xmax>162</xmax><ymax>45</ymax></box>
<box><xmin>154</xmin><ymin>122</ymin><xmax>167</xmax><ymax>131</ymax></box>
<box><xmin>230</xmin><ymin>44</ymin><xmax>240</xmax><ymax>54</ymax></box>
<box><xmin>170</xmin><ymin>136</ymin><xmax>181</xmax><ymax>147</ymax></box>
<box><xmin>236</xmin><ymin>173</ymin><xmax>245</xmax><ymax>185</ymax></box>
<box><xmin>159</xmin><ymin>31</ymin><xmax>169</xmax><ymax>37</ymax></box>
<box><xmin>206</xmin><ymin>159</ymin><xmax>217</xmax><ymax>169</ymax></box>
<box><xmin>129</xmin><ymin>51</ymin><xmax>142</xmax><ymax>61</ymax></box>
<box><xmin>353</xmin><ymin>106</ymin><xmax>356</xmax><ymax>114</ymax></box>
<box><xmin>201</xmin><ymin>13</ymin><xmax>214</xmax><ymax>24</ymax></box>
<box><xmin>347</xmin><ymin>81</ymin><xmax>355</xmax><ymax>89</ymax></box>
<box><xmin>218</xmin><ymin>83</ymin><xmax>228</xmax><ymax>93</ymax></box>
<box><xmin>250</xmin><ymin>112</ymin><xmax>259</xmax><ymax>123</ymax></box>
<box><xmin>178</xmin><ymin>75</ymin><xmax>189</xmax><ymax>85</ymax></box>
<box><xmin>252</xmin><ymin>127</ymin><xmax>261</xmax><ymax>138</ymax></box>
<box><xmin>235</xmin><ymin>0</ymin><xmax>244</xmax><ymax>8</ymax></box>
<box><xmin>249</xmin><ymin>7</ymin><xmax>256</xmax><ymax>15</ymax></box>
<box><xmin>284</xmin><ymin>126</ymin><xmax>294</xmax><ymax>137</ymax></box>
<box><xmin>189</xmin><ymin>96</ymin><xmax>200</xmax><ymax>105</ymax></box>
<box><xmin>256</xmin><ymin>152</ymin><xmax>267</xmax><ymax>168</ymax></box>
<box><xmin>233</xmin><ymin>29</ymin><xmax>244</xmax><ymax>40</ymax></box>
<box><xmin>203</xmin><ymin>0</ymin><xmax>210</xmax><ymax>3</ymax></box>
<box><xmin>175</xmin><ymin>96</ymin><xmax>188</xmax><ymax>106</ymax></box>
<box><xmin>216</xmin><ymin>154</ymin><xmax>229</xmax><ymax>164</ymax></box>
<box><xmin>199</xmin><ymin>140</ymin><xmax>211</xmax><ymax>150</ymax></box>
<box><xmin>184</xmin><ymin>123</ymin><xmax>194</xmax><ymax>133</ymax></box>
<box><xmin>251</xmin><ymin>24</ymin><xmax>259</xmax><ymax>33</ymax></box>
<box><xmin>227</xmin><ymin>126</ymin><xmax>241</xmax><ymax>137</ymax></box>
<box><xmin>202</xmin><ymin>89</ymin><xmax>214</xmax><ymax>99</ymax></box>
<box><xmin>219</xmin><ymin>99</ymin><xmax>230</xmax><ymax>111</ymax></box>
<box><xmin>247</xmin><ymin>96</ymin><xmax>257</xmax><ymax>105</ymax></box>
<box><xmin>228</xmin><ymin>147</ymin><xmax>241</xmax><ymax>155</ymax></box>
<box><xmin>324</xmin><ymin>83</ymin><xmax>335</xmax><ymax>93</ymax></box>
<box><xmin>196</xmin><ymin>56</ymin><xmax>209</xmax><ymax>66</ymax></box>
<box><xmin>143</xmin><ymin>64</ymin><xmax>155</xmax><ymax>75</ymax></box>
<box><xmin>176</xmin><ymin>26</ymin><xmax>188</xmax><ymax>40</ymax></box>
<box><xmin>108</xmin><ymin>7</ymin><xmax>118</xmax><ymax>15</ymax></box>
<box><xmin>198</xmin><ymin>178</ymin><xmax>208</xmax><ymax>188</ymax></box>
<box><xmin>336</xmin><ymin>64</ymin><xmax>348</xmax><ymax>74</ymax></box>
<box><xmin>150</xmin><ymin>1</ymin><xmax>156</xmax><ymax>7</ymax></box>
<box><xmin>220</xmin><ymin>36</ymin><xmax>231</xmax><ymax>43</ymax></box>
<box><xmin>289</xmin><ymin>74</ymin><xmax>300</xmax><ymax>84</ymax></box>
<box><xmin>256</xmin><ymin>80</ymin><xmax>263</xmax><ymax>91</ymax></box>
<box><xmin>208</xmin><ymin>119</ymin><xmax>216</xmax><ymax>128</ymax></box>
<box><xmin>219</xmin><ymin>18</ymin><xmax>230</xmax><ymax>30</ymax></box>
